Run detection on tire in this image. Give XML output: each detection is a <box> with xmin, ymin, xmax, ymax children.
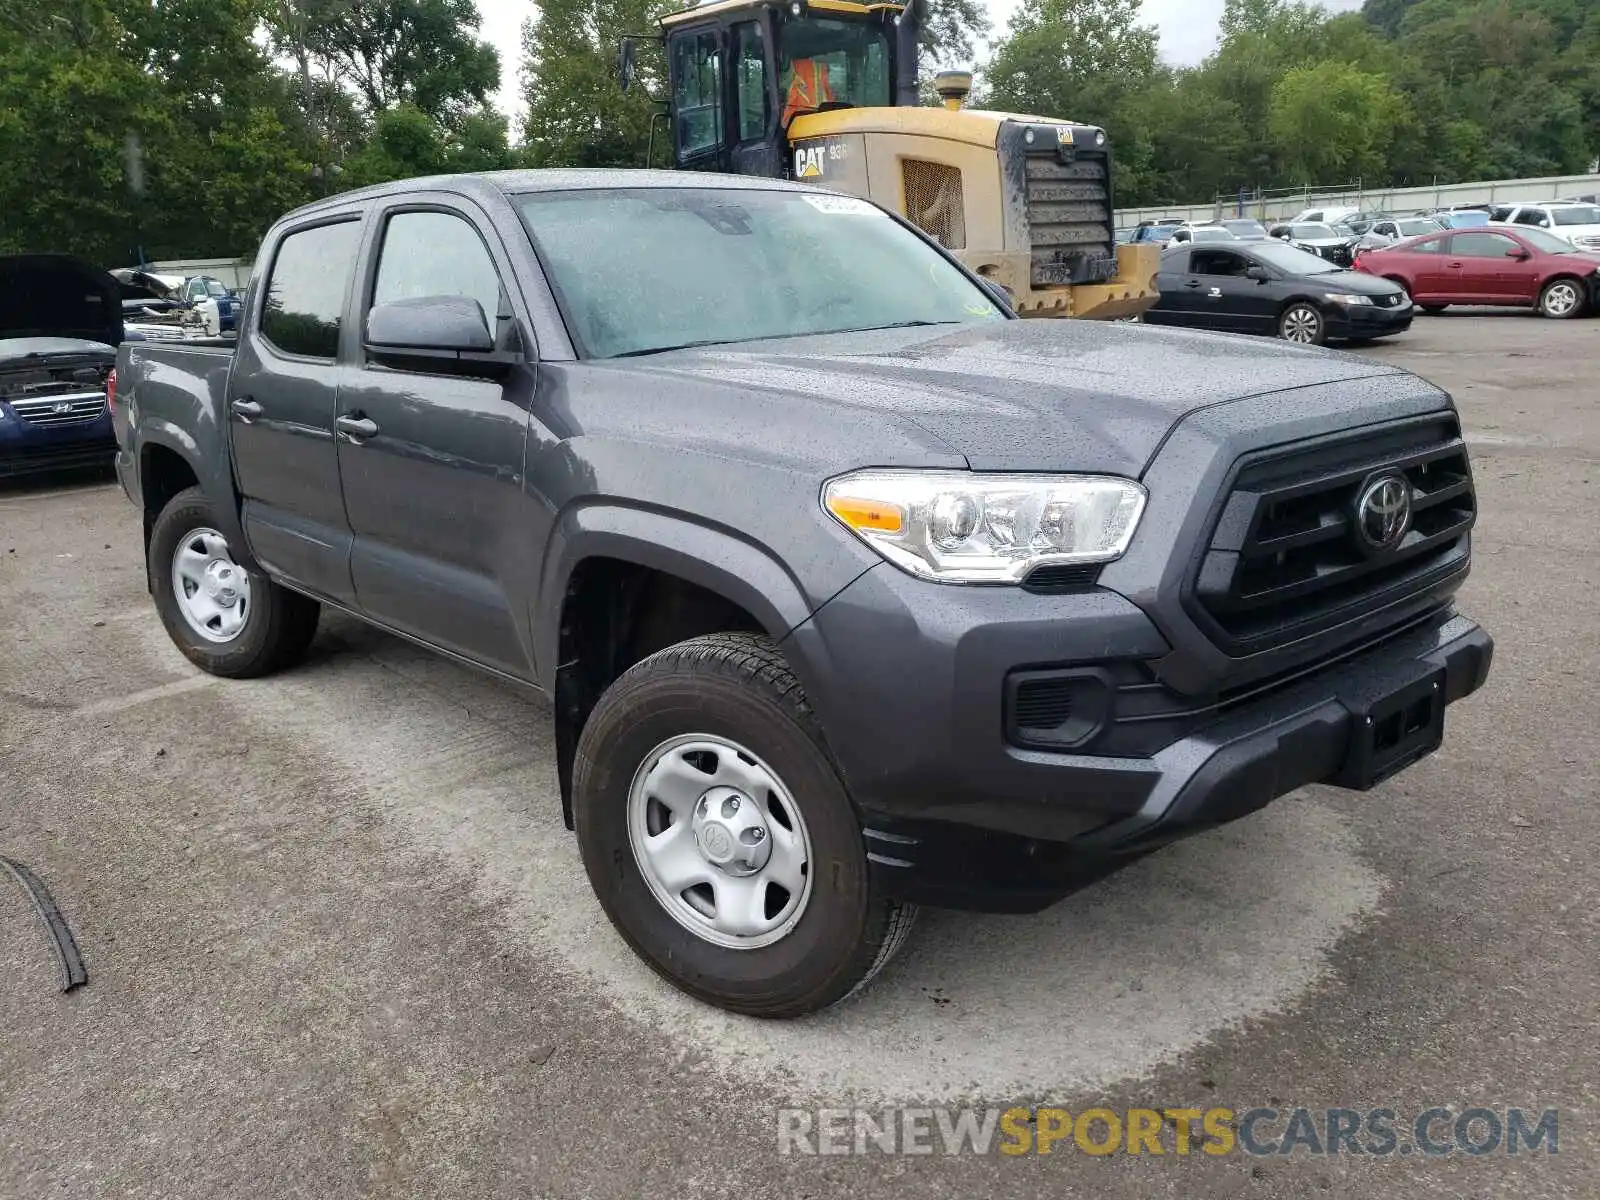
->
<box><xmin>1421</xmin><ymin>304</ymin><xmax>1448</xmax><ymax>315</ymax></box>
<box><xmin>573</xmin><ymin>631</ymin><xmax>917</xmax><ymax>1018</ymax></box>
<box><xmin>1538</xmin><ymin>277</ymin><xmax>1584</xmax><ymax>320</ymax></box>
<box><xmin>149</xmin><ymin>487</ymin><xmax>320</xmax><ymax>678</ymax></box>
<box><xmin>1278</xmin><ymin>302</ymin><xmax>1326</xmax><ymax>345</ymax></box>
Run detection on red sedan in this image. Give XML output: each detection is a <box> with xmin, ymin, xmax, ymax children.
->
<box><xmin>1354</xmin><ymin>225</ymin><xmax>1600</xmax><ymax>319</ymax></box>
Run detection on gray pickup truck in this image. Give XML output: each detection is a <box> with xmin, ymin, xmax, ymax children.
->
<box><xmin>115</xmin><ymin>170</ymin><xmax>1493</xmax><ymax>1017</ymax></box>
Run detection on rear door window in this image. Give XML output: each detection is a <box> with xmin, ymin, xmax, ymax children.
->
<box><xmin>260</xmin><ymin>221</ymin><xmax>362</xmax><ymax>359</ymax></box>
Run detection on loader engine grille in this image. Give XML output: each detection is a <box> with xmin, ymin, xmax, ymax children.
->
<box><xmin>901</xmin><ymin>159</ymin><xmax>966</xmax><ymax>250</ymax></box>
<box><xmin>1023</xmin><ymin>151</ymin><xmax>1117</xmax><ymax>288</ymax></box>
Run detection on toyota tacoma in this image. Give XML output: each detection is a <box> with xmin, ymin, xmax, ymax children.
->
<box><xmin>113</xmin><ymin>171</ymin><xmax>1493</xmax><ymax>1017</ymax></box>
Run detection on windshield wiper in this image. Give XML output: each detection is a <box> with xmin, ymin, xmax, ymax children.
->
<box><xmin>608</xmin><ymin>338</ymin><xmax>742</xmax><ymax>358</ymax></box>
<box><xmin>838</xmin><ymin>320</ymin><xmax>967</xmax><ymax>333</ymax></box>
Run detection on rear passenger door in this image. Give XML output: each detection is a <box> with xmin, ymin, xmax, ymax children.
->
<box><xmin>336</xmin><ymin>200</ymin><xmax>538</xmax><ymax>676</ymax></box>
<box><xmin>230</xmin><ymin>217</ymin><xmax>363</xmax><ymax>604</ymax></box>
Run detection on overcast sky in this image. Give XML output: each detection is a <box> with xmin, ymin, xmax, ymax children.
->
<box><xmin>478</xmin><ymin>0</ymin><xmax>1365</xmax><ymax>120</ymax></box>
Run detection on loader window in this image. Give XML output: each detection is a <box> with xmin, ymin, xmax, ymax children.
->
<box><xmin>673</xmin><ymin>32</ymin><xmax>724</xmax><ymax>158</ymax></box>
<box><xmin>778</xmin><ymin>17</ymin><xmax>889</xmax><ymax>114</ymax></box>
<box><xmin>735</xmin><ymin>23</ymin><xmax>769</xmax><ymax>141</ymax></box>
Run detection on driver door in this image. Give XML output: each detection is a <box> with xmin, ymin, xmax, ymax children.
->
<box><xmin>1183</xmin><ymin>248</ymin><xmax>1258</xmax><ymax>333</ymax></box>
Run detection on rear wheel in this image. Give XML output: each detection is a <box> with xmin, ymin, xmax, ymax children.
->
<box><xmin>573</xmin><ymin>632</ymin><xmax>916</xmax><ymax>1018</ymax></box>
<box><xmin>1279</xmin><ymin>302</ymin><xmax>1326</xmax><ymax>345</ymax></box>
<box><xmin>1539</xmin><ymin>278</ymin><xmax>1584</xmax><ymax>319</ymax></box>
<box><xmin>149</xmin><ymin>487</ymin><xmax>320</xmax><ymax>678</ymax></box>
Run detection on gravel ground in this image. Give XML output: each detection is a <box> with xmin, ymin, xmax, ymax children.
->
<box><xmin>1</xmin><ymin>312</ymin><xmax>1594</xmax><ymax>1197</ymax></box>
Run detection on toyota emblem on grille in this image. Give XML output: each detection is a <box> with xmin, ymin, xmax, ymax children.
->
<box><xmin>51</xmin><ymin>400</ymin><xmax>73</xmax><ymax>414</ymax></box>
<box><xmin>1354</xmin><ymin>473</ymin><xmax>1412</xmax><ymax>552</ymax></box>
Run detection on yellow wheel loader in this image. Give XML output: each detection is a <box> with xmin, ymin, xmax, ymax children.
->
<box><xmin>620</xmin><ymin>0</ymin><xmax>1158</xmax><ymax>319</ymax></box>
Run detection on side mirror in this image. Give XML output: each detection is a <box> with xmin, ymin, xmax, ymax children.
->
<box><xmin>366</xmin><ymin>295</ymin><xmax>513</xmax><ymax>377</ymax></box>
<box><xmin>1505</xmin><ymin>247</ymin><xmax>1531</xmax><ymax>260</ymax></box>
<box><xmin>618</xmin><ymin>37</ymin><xmax>637</xmax><ymax>93</ymax></box>
<box><xmin>1245</xmin><ymin>264</ymin><xmax>1271</xmax><ymax>282</ymax></box>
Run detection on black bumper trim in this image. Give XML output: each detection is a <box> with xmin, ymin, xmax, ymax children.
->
<box><xmin>862</xmin><ymin>613</ymin><xmax>1492</xmax><ymax>912</ymax></box>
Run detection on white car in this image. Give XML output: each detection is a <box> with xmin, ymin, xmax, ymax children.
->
<box><xmin>1289</xmin><ymin>205</ymin><xmax>1373</xmax><ymax>229</ymax></box>
<box><xmin>1167</xmin><ymin>224</ymin><xmax>1239</xmax><ymax>245</ymax></box>
<box><xmin>1495</xmin><ymin>202</ymin><xmax>1600</xmax><ymax>253</ymax></box>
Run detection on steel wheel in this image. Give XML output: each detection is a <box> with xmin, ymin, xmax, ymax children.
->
<box><xmin>627</xmin><ymin>732</ymin><xmax>813</xmax><ymax>951</ymax></box>
<box><xmin>169</xmin><ymin>526</ymin><xmax>252</xmax><ymax>644</ymax></box>
<box><xmin>1280</xmin><ymin>304</ymin><xmax>1323</xmax><ymax>344</ymax></box>
<box><xmin>1540</xmin><ymin>280</ymin><xmax>1581</xmax><ymax>319</ymax></box>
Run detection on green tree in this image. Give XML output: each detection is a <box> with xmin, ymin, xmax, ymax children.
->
<box><xmin>1268</xmin><ymin>60</ymin><xmax>1409</xmax><ymax>182</ymax></box>
<box><xmin>520</xmin><ymin>0</ymin><xmax>669</xmax><ymax>168</ymax></box>
<box><xmin>272</xmin><ymin>0</ymin><xmax>500</xmax><ymax>127</ymax></box>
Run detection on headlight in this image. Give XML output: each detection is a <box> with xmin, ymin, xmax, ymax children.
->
<box><xmin>1326</xmin><ymin>293</ymin><xmax>1374</xmax><ymax>306</ymax></box>
<box><xmin>823</xmin><ymin>470</ymin><xmax>1146</xmax><ymax>583</ymax></box>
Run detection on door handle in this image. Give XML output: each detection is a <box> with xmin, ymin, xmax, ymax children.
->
<box><xmin>1446</xmin><ymin>262</ymin><xmax>1464</xmax><ymax>269</ymax></box>
<box><xmin>336</xmin><ymin>414</ymin><xmax>379</xmax><ymax>440</ymax></box>
<box><xmin>230</xmin><ymin>397</ymin><xmax>262</xmax><ymax>420</ymax></box>
<box><xmin>1184</xmin><ymin>280</ymin><xmax>1204</xmax><ymax>289</ymax></box>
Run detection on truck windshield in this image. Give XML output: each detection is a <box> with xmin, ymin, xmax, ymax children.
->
<box><xmin>516</xmin><ymin>188</ymin><xmax>1003</xmax><ymax>359</ymax></box>
<box><xmin>778</xmin><ymin>16</ymin><xmax>889</xmax><ymax>119</ymax></box>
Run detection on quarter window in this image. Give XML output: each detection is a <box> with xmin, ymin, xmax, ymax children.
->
<box><xmin>260</xmin><ymin>220</ymin><xmax>362</xmax><ymax>358</ymax></box>
<box><xmin>372</xmin><ymin>211</ymin><xmax>504</xmax><ymax>332</ymax></box>
<box><xmin>674</xmin><ymin>32</ymin><xmax>723</xmax><ymax>157</ymax></box>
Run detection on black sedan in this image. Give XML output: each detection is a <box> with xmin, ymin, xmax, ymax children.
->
<box><xmin>1143</xmin><ymin>241</ymin><xmax>1413</xmax><ymax>345</ymax></box>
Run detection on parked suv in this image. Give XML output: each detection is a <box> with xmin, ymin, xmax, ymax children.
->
<box><xmin>1496</xmin><ymin>202</ymin><xmax>1600</xmax><ymax>253</ymax></box>
<box><xmin>113</xmin><ymin>171</ymin><xmax>1493</xmax><ymax>1017</ymax></box>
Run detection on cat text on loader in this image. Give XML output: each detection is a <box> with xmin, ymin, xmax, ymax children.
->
<box><xmin>625</xmin><ymin>0</ymin><xmax>1158</xmax><ymax>319</ymax></box>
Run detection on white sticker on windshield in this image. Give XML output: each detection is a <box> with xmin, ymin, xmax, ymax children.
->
<box><xmin>802</xmin><ymin>193</ymin><xmax>875</xmax><ymax>216</ymax></box>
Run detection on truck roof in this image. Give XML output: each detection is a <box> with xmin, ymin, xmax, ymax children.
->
<box><xmin>278</xmin><ymin>169</ymin><xmax>815</xmax><ymax>224</ymax></box>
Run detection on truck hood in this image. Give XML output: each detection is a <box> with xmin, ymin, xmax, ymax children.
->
<box><xmin>0</xmin><ymin>255</ymin><xmax>123</xmax><ymax>345</ymax></box>
<box><xmin>606</xmin><ymin>319</ymin><xmax>1413</xmax><ymax>474</ymax></box>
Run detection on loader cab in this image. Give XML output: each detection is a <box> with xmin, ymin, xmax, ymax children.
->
<box><xmin>656</xmin><ymin>0</ymin><xmax>908</xmax><ymax>179</ymax></box>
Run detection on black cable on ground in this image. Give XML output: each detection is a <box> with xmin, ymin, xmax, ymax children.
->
<box><xmin>0</xmin><ymin>855</ymin><xmax>87</xmax><ymax>992</ymax></box>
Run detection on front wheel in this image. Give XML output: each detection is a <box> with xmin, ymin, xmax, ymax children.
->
<box><xmin>1420</xmin><ymin>304</ymin><xmax>1449</xmax><ymax>315</ymax></box>
<box><xmin>1539</xmin><ymin>278</ymin><xmax>1584</xmax><ymax>319</ymax></box>
<box><xmin>1279</xmin><ymin>302</ymin><xmax>1326</xmax><ymax>345</ymax></box>
<box><xmin>573</xmin><ymin>632</ymin><xmax>916</xmax><ymax>1018</ymax></box>
<box><xmin>149</xmin><ymin>487</ymin><xmax>320</xmax><ymax>677</ymax></box>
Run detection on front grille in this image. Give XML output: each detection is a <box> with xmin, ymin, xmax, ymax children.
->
<box><xmin>901</xmin><ymin>159</ymin><xmax>966</xmax><ymax>250</ymax></box>
<box><xmin>1191</xmin><ymin>417</ymin><xmax>1476</xmax><ymax>653</ymax></box>
<box><xmin>1023</xmin><ymin>152</ymin><xmax>1116</xmax><ymax>287</ymax></box>
<box><xmin>9</xmin><ymin>391</ymin><xmax>108</xmax><ymax>426</ymax></box>
<box><xmin>1376</xmin><ymin>292</ymin><xmax>1404</xmax><ymax>308</ymax></box>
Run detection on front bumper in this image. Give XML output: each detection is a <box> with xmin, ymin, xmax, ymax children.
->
<box><xmin>0</xmin><ymin>412</ymin><xmax>116</xmax><ymax>478</ymax></box>
<box><xmin>790</xmin><ymin>565</ymin><xmax>1490</xmax><ymax>911</ymax></box>
<box><xmin>1326</xmin><ymin>300</ymin><xmax>1413</xmax><ymax>339</ymax></box>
